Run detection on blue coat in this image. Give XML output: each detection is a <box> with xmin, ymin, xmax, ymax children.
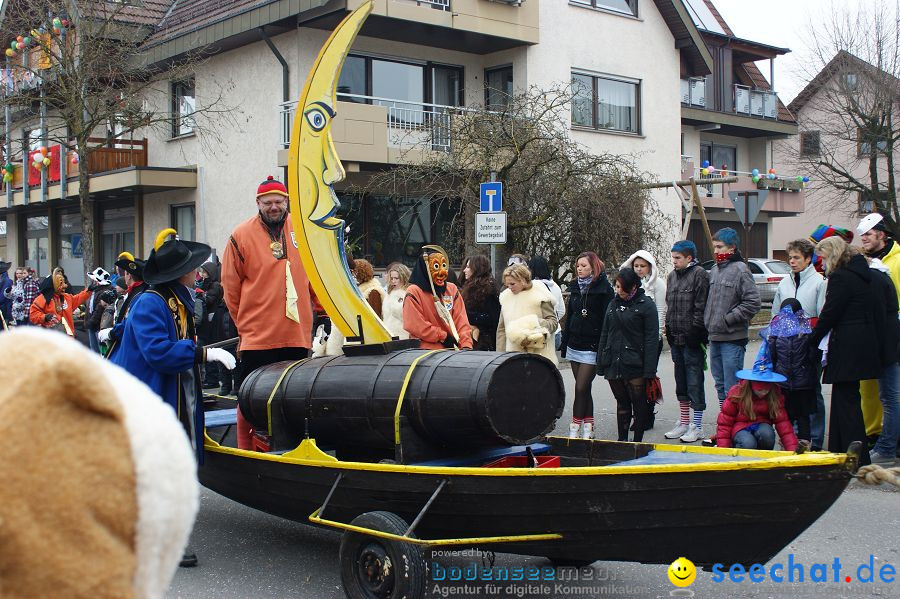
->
<box><xmin>0</xmin><ymin>272</ymin><xmax>12</xmax><ymax>325</ymax></box>
<box><xmin>110</xmin><ymin>288</ymin><xmax>204</xmax><ymax>460</ymax></box>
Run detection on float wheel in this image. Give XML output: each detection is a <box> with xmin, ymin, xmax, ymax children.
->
<box><xmin>340</xmin><ymin>511</ymin><xmax>425</xmax><ymax>599</ymax></box>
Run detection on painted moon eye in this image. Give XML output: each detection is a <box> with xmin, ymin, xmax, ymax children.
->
<box><xmin>305</xmin><ymin>108</ymin><xmax>327</xmax><ymax>131</ymax></box>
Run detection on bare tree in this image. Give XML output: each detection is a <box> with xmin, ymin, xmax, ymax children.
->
<box><xmin>0</xmin><ymin>0</ymin><xmax>236</xmax><ymax>271</ymax></box>
<box><xmin>787</xmin><ymin>1</ymin><xmax>900</xmax><ymax>233</ymax></box>
<box><xmin>355</xmin><ymin>85</ymin><xmax>668</xmax><ymax>283</ymax></box>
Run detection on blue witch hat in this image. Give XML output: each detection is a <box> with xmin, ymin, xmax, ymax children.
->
<box><xmin>734</xmin><ymin>333</ymin><xmax>787</xmax><ymax>383</ymax></box>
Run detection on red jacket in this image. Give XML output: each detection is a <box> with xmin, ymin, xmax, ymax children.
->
<box><xmin>402</xmin><ymin>283</ymin><xmax>472</xmax><ymax>349</ymax></box>
<box><xmin>715</xmin><ymin>382</ymin><xmax>798</xmax><ymax>451</ymax></box>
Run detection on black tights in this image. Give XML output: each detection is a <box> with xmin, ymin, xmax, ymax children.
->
<box><xmin>609</xmin><ymin>378</ymin><xmax>650</xmax><ymax>442</ymax></box>
<box><xmin>571</xmin><ymin>361</ymin><xmax>597</xmax><ymax>420</ymax></box>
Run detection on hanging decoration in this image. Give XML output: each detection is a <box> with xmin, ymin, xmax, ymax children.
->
<box><xmin>31</xmin><ymin>146</ymin><xmax>50</xmax><ymax>171</ymax></box>
<box><xmin>1</xmin><ymin>163</ymin><xmax>14</xmax><ymax>184</ymax></box>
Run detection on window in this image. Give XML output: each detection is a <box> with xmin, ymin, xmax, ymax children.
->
<box><xmin>59</xmin><ymin>210</ymin><xmax>84</xmax><ymax>287</ymax></box>
<box><xmin>858</xmin><ymin>191</ymin><xmax>890</xmax><ymax>216</ymax></box>
<box><xmin>0</xmin><ymin>217</ymin><xmax>6</xmax><ymax>263</ymax></box>
<box><xmin>25</xmin><ymin>214</ymin><xmax>49</xmax><ymax>278</ymax></box>
<box><xmin>845</xmin><ymin>73</ymin><xmax>858</xmax><ymax>91</ymax></box>
<box><xmin>338</xmin><ymin>55</ymin><xmax>463</xmax><ymax>113</ymax></box>
<box><xmin>171</xmin><ymin>78</ymin><xmax>195</xmax><ymax>137</ymax></box>
<box><xmin>571</xmin><ymin>72</ymin><xmax>640</xmax><ymax>134</ymax></box>
<box><xmin>570</xmin><ymin>0</ymin><xmax>637</xmax><ymax>17</ymax></box>
<box><xmin>485</xmin><ymin>66</ymin><xmax>513</xmax><ymax>109</ymax></box>
<box><xmin>171</xmin><ymin>204</ymin><xmax>196</xmax><ymax>241</ymax></box>
<box><xmin>858</xmin><ymin>127</ymin><xmax>889</xmax><ymax>156</ymax></box>
<box><xmin>100</xmin><ymin>204</ymin><xmax>135</xmax><ymax>271</ymax></box>
<box><xmin>800</xmin><ymin>131</ymin><xmax>820</xmax><ymax>157</ymax></box>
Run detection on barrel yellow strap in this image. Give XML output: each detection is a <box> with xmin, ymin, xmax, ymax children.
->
<box><xmin>267</xmin><ymin>359</ymin><xmax>308</xmax><ymax>436</ymax></box>
<box><xmin>394</xmin><ymin>350</ymin><xmax>444</xmax><ymax>446</ymax></box>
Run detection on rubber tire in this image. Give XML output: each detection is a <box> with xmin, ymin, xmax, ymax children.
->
<box><xmin>340</xmin><ymin>511</ymin><xmax>425</xmax><ymax>599</ymax></box>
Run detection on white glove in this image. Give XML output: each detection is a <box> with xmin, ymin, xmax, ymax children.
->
<box><xmin>98</xmin><ymin>328</ymin><xmax>112</xmax><ymax>343</ymax></box>
<box><xmin>206</xmin><ymin>347</ymin><xmax>236</xmax><ymax>370</ymax></box>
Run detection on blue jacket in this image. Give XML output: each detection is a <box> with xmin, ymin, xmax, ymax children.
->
<box><xmin>0</xmin><ymin>272</ymin><xmax>12</xmax><ymax>325</ymax></box>
<box><xmin>110</xmin><ymin>288</ymin><xmax>204</xmax><ymax>459</ymax></box>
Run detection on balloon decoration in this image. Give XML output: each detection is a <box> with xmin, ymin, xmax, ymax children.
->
<box><xmin>1</xmin><ymin>163</ymin><xmax>14</xmax><ymax>184</ymax></box>
<box><xmin>31</xmin><ymin>146</ymin><xmax>50</xmax><ymax>172</ymax></box>
<box><xmin>700</xmin><ymin>168</ymin><xmax>709</xmax><ymax>176</ymax></box>
<box><xmin>5</xmin><ymin>16</ymin><xmax>70</xmax><ymax>62</ymax></box>
<box><xmin>701</xmin><ymin>160</ymin><xmax>710</xmax><ymax>169</ymax></box>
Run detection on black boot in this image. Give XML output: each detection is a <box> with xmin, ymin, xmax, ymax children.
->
<box><xmin>616</xmin><ymin>411</ymin><xmax>631</xmax><ymax>442</ymax></box>
<box><xmin>643</xmin><ymin>410</ymin><xmax>656</xmax><ymax>431</ymax></box>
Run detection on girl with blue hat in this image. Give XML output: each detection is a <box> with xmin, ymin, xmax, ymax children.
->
<box><xmin>714</xmin><ymin>340</ymin><xmax>799</xmax><ymax>451</ymax></box>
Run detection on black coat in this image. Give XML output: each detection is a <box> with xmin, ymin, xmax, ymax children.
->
<box><xmin>560</xmin><ymin>276</ymin><xmax>614</xmax><ymax>354</ymax></box>
<box><xmin>597</xmin><ymin>287</ymin><xmax>660</xmax><ymax>380</ymax></box>
<box><xmin>769</xmin><ymin>333</ymin><xmax>816</xmax><ymax>390</ymax></box>
<box><xmin>464</xmin><ymin>292</ymin><xmax>501</xmax><ymax>351</ymax></box>
<box><xmin>811</xmin><ymin>254</ymin><xmax>885</xmax><ymax>383</ymax></box>
<box><xmin>870</xmin><ymin>267</ymin><xmax>900</xmax><ymax>365</ymax></box>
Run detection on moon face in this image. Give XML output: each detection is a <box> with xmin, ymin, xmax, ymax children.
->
<box><xmin>287</xmin><ymin>0</ymin><xmax>391</xmax><ymax>342</ymax></box>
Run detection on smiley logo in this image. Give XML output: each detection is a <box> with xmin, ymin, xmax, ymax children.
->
<box><xmin>667</xmin><ymin>557</ymin><xmax>696</xmax><ymax>587</ymax></box>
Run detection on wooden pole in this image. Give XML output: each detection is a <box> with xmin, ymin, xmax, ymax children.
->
<box><xmin>690</xmin><ymin>177</ymin><xmax>715</xmax><ymax>257</ymax></box>
<box><xmin>640</xmin><ymin>176</ymin><xmax>738</xmax><ymax>189</ymax></box>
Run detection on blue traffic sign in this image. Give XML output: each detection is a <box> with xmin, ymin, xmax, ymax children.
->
<box><xmin>480</xmin><ymin>182</ymin><xmax>503</xmax><ymax>212</ymax></box>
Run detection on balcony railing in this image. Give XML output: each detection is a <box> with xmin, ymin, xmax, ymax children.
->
<box><xmin>680</xmin><ymin>79</ymin><xmax>781</xmax><ymax>120</ymax></box>
<box><xmin>733</xmin><ymin>85</ymin><xmax>778</xmax><ymax>119</ymax></box>
<box><xmin>279</xmin><ymin>94</ymin><xmax>471</xmax><ymax>152</ymax></box>
<box><xmin>401</xmin><ymin>0</ymin><xmax>451</xmax><ymax>9</ymax></box>
<box><xmin>1</xmin><ymin>138</ymin><xmax>147</xmax><ymax>191</ymax></box>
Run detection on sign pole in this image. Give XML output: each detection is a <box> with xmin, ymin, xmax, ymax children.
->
<box><xmin>489</xmin><ymin>171</ymin><xmax>497</xmax><ymax>278</ymax></box>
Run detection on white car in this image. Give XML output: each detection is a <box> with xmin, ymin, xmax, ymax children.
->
<box><xmin>702</xmin><ymin>258</ymin><xmax>790</xmax><ymax>305</ymax></box>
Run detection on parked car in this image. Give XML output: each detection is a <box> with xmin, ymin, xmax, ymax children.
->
<box><xmin>701</xmin><ymin>258</ymin><xmax>790</xmax><ymax>306</ymax></box>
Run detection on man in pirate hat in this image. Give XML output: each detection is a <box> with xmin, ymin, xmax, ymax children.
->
<box><xmin>100</xmin><ymin>251</ymin><xmax>148</xmax><ymax>358</ymax></box>
<box><xmin>111</xmin><ymin>229</ymin><xmax>235</xmax><ymax>454</ymax></box>
<box><xmin>403</xmin><ymin>244</ymin><xmax>472</xmax><ymax>350</ymax></box>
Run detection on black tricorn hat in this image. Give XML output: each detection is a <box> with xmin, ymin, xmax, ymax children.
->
<box><xmin>114</xmin><ymin>251</ymin><xmax>146</xmax><ymax>280</ymax></box>
<box><xmin>0</xmin><ymin>261</ymin><xmax>10</xmax><ymax>274</ymax></box>
<box><xmin>143</xmin><ymin>228</ymin><xmax>210</xmax><ymax>285</ymax></box>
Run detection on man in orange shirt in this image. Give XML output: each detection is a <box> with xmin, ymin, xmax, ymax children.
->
<box><xmin>403</xmin><ymin>245</ymin><xmax>472</xmax><ymax>350</ymax></box>
<box><xmin>222</xmin><ymin>176</ymin><xmax>314</xmax><ymax>448</ymax></box>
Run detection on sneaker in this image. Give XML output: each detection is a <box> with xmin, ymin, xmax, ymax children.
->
<box><xmin>179</xmin><ymin>551</ymin><xmax>198</xmax><ymax>568</ymax></box>
<box><xmin>569</xmin><ymin>423</ymin><xmax>580</xmax><ymax>439</ymax></box>
<box><xmin>701</xmin><ymin>436</ymin><xmax>716</xmax><ymax>447</ymax></box>
<box><xmin>680</xmin><ymin>424</ymin><xmax>703</xmax><ymax>443</ymax></box>
<box><xmin>869</xmin><ymin>450</ymin><xmax>896</xmax><ymax>466</ymax></box>
<box><xmin>664</xmin><ymin>423</ymin><xmax>689</xmax><ymax>439</ymax></box>
<box><xmin>582</xmin><ymin>423</ymin><xmax>594</xmax><ymax>440</ymax></box>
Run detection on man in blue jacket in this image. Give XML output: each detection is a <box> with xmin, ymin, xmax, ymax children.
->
<box><xmin>111</xmin><ymin>229</ymin><xmax>235</xmax><ymax>566</ymax></box>
<box><xmin>0</xmin><ymin>261</ymin><xmax>12</xmax><ymax>330</ymax></box>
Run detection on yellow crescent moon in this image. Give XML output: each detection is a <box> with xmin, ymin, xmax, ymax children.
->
<box><xmin>287</xmin><ymin>0</ymin><xmax>392</xmax><ymax>343</ymax></box>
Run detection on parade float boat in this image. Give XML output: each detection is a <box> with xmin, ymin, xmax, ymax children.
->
<box><xmin>195</xmin><ymin>2</ymin><xmax>859</xmax><ymax>597</ymax></box>
<box><xmin>198</xmin><ymin>346</ymin><xmax>857</xmax><ymax>599</ymax></box>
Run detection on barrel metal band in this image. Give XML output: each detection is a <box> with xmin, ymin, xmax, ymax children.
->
<box><xmin>267</xmin><ymin>359</ymin><xmax>308</xmax><ymax>436</ymax></box>
<box><xmin>394</xmin><ymin>350</ymin><xmax>445</xmax><ymax>446</ymax></box>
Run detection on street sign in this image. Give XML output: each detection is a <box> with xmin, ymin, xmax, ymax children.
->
<box><xmin>728</xmin><ymin>189</ymin><xmax>768</xmax><ymax>228</ymax></box>
<box><xmin>480</xmin><ymin>182</ymin><xmax>503</xmax><ymax>212</ymax></box>
<box><xmin>475</xmin><ymin>212</ymin><xmax>507</xmax><ymax>244</ymax></box>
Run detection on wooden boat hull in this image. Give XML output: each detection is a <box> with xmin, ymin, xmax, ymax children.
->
<box><xmin>199</xmin><ymin>435</ymin><xmax>853</xmax><ymax>567</ymax></box>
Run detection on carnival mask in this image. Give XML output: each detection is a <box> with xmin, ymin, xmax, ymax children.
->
<box><xmin>52</xmin><ymin>271</ymin><xmax>66</xmax><ymax>294</ymax></box>
<box><xmin>426</xmin><ymin>252</ymin><xmax>448</xmax><ymax>287</ymax></box>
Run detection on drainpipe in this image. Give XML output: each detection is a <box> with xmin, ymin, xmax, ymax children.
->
<box><xmin>258</xmin><ymin>27</ymin><xmax>290</xmax><ymax>182</ymax></box>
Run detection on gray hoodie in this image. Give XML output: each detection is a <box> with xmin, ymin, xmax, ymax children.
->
<box><xmin>703</xmin><ymin>252</ymin><xmax>761</xmax><ymax>342</ymax></box>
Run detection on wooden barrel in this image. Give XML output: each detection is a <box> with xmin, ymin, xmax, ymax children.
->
<box><xmin>238</xmin><ymin>349</ymin><xmax>564</xmax><ymax>454</ymax></box>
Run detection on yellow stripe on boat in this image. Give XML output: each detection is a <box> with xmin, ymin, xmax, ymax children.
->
<box><xmin>309</xmin><ymin>508</ymin><xmax>563</xmax><ymax>546</ymax></box>
<box><xmin>394</xmin><ymin>349</ymin><xmax>445</xmax><ymax>446</ymax></box>
<box><xmin>203</xmin><ymin>434</ymin><xmax>849</xmax><ymax>476</ymax></box>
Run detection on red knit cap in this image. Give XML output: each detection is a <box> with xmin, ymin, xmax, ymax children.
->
<box><xmin>256</xmin><ymin>175</ymin><xmax>288</xmax><ymax>198</ymax></box>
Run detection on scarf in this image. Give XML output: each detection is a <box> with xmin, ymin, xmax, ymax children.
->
<box><xmin>624</xmin><ymin>287</ymin><xmax>638</xmax><ymax>302</ymax></box>
<box><xmin>577</xmin><ymin>275</ymin><xmax>593</xmax><ymax>293</ymax></box>
<box><xmin>871</xmin><ymin>238</ymin><xmax>894</xmax><ymax>261</ymax></box>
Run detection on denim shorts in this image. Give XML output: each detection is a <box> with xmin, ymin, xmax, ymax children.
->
<box><xmin>566</xmin><ymin>347</ymin><xmax>596</xmax><ymax>365</ymax></box>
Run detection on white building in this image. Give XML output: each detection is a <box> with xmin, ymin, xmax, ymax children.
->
<box><xmin>0</xmin><ymin>0</ymin><xmax>720</xmax><ymax>281</ymax></box>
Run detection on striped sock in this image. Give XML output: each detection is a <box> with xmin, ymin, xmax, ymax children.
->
<box><xmin>679</xmin><ymin>402</ymin><xmax>690</xmax><ymax>425</ymax></box>
<box><xmin>583</xmin><ymin>417</ymin><xmax>595</xmax><ymax>425</ymax></box>
<box><xmin>572</xmin><ymin>417</ymin><xmax>583</xmax><ymax>425</ymax></box>
<box><xmin>692</xmin><ymin>410</ymin><xmax>703</xmax><ymax>428</ymax></box>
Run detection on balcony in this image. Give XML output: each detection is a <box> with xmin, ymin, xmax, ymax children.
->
<box><xmin>680</xmin><ymin>79</ymin><xmax>796</xmax><ymax>137</ymax></box>
<box><xmin>680</xmin><ymin>160</ymin><xmax>805</xmax><ymax>216</ymax></box>
<box><xmin>278</xmin><ymin>94</ymin><xmax>472</xmax><ymax>164</ymax></box>
<box><xmin>1</xmin><ymin>138</ymin><xmax>196</xmax><ymax>206</ymax></box>
<box><xmin>305</xmin><ymin>0</ymin><xmax>539</xmax><ymax>54</ymax></box>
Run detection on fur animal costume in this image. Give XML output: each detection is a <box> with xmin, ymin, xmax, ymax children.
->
<box><xmin>0</xmin><ymin>327</ymin><xmax>198</xmax><ymax>598</ymax></box>
<box><xmin>497</xmin><ymin>283</ymin><xmax>559</xmax><ymax>364</ymax></box>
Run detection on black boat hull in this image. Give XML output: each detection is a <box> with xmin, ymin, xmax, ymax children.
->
<box><xmin>198</xmin><ymin>436</ymin><xmax>852</xmax><ymax>567</ymax></box>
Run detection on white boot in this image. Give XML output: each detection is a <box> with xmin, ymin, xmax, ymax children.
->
<box><xmin>569</xmin><ymin>422</ymin><xmax>581</xmax><ymax>438</ymax></box>
<box><xmin>582</xmin><ymin>422</ymin><xmax>594</xmax><ymax>440</ymax></box>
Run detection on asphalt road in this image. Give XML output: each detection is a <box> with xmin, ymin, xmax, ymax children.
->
<box><xmin>167</xmin><ymin>342</ymin><xmax>899</xmax><ymax>599</ymax></box>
